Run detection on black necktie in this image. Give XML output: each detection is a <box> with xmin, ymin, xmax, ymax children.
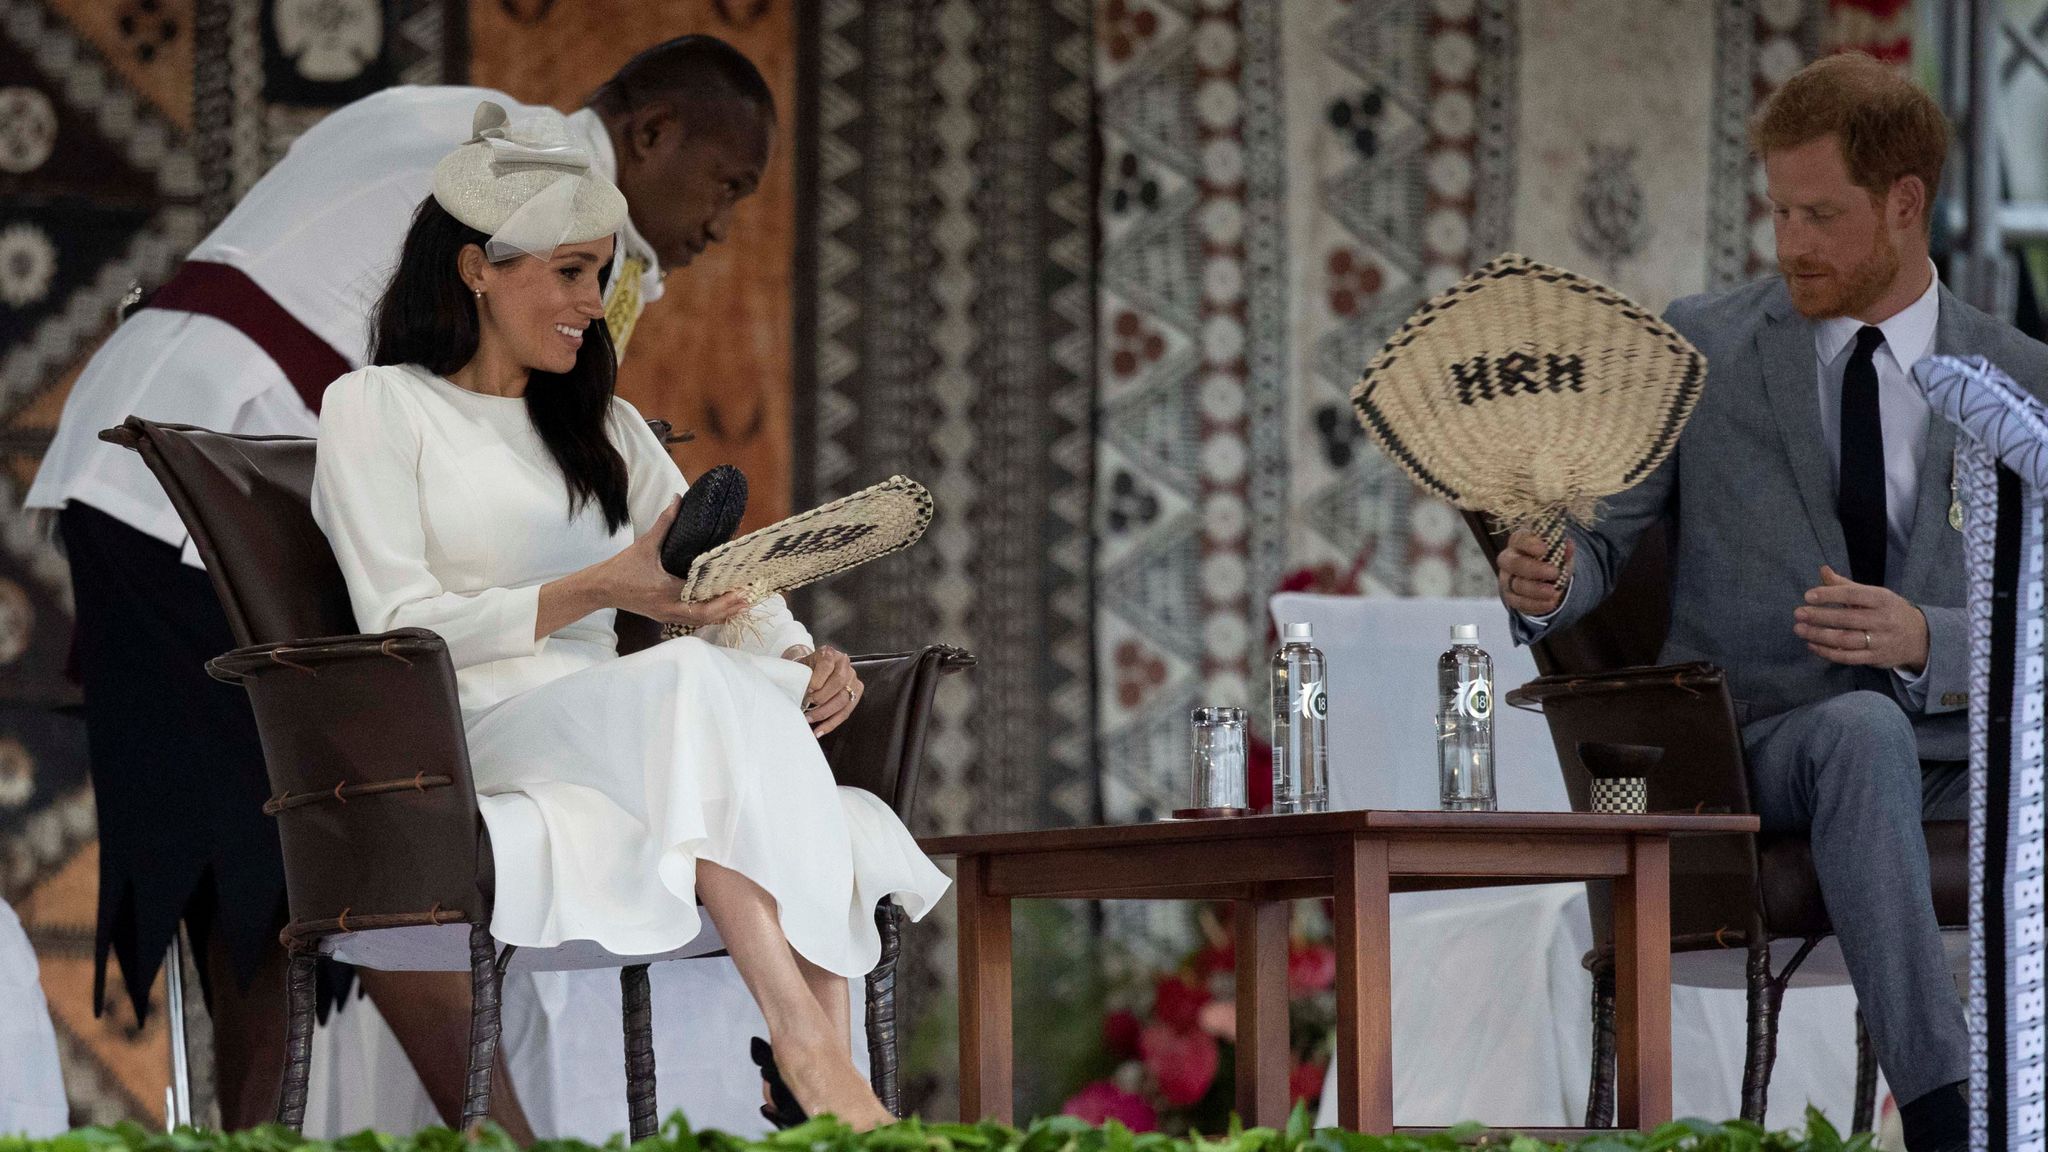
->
<box><xmin>1838</xmin><ymin>324</ymin><xmax>1887</xmax><ymax>587</ymax></box>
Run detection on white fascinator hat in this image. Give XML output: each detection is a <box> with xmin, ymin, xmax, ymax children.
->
<box><xmin>432</xmin><ymin>100</ymin><xmax>628</xmax><ymax>262</ymax></box>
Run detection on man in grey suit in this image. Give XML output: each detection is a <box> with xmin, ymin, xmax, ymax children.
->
<box><xmin>1498</xmin><ymin>53</ymin><xmax>2047</xmax><ymax>1152</ymax></box>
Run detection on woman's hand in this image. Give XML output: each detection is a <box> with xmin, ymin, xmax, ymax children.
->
<box><xmin>789</xmin><ymin>645</ymin><xmax>862</xmax><ymax>738</ymax></box>
<box><xmin>539</xmin><ymin>495</ymin><xmax>750</xmax><ymax>637</ymax></box>
<box><xmin>613</xmin><ymin>497</ymin><xmax>752</xmax><ymax>626</ymax></box>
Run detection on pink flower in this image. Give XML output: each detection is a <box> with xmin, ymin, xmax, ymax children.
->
<box><xmin>1141</xmin><ymin>1022</ymin><xmax>1221</xmax><ymax>1107</ymax></box>
<box><xmin>1105</xmin><ymin>1008</ymin><xmax>1143</xmax><ymax>1057</ymax></box>
<box><xmin>1196</xmin><ymin>997</ymin><xmax>1237</xmax><ymax>1042</ymax></box>
<box><xmin>1289</xmin><ymin>943</ymin><xmax>1337</xmax><ymax>995</ymax></box>
<box><xmin>1152</xmin><ymin>972</ymin><xmax>1209</xmax><ymax>1030</ymax></box>
<box><xmin>1290</xmin><ymin>1059</ymin><xmax>1327</xmax><ymax>1105</ymax></box>
<box><xmin>1063</xmin><ymin>1080</ymin><xmax>1158</xmax><ymax>1131</ymax></box>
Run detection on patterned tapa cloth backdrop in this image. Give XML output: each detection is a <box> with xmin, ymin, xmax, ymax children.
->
<box><xmin>789</xmin><ymin>0</ymin><xmax>1099</xmax><ymax>1116</ymax></box>
<box><xmin>0</xmin><ymin>0</ymin><xmax>803</xmax><ymax>1126</ymax></box>
<box><xmin>1912</xmin><ymin>355</ymin><xmax>2047</xmax><ymax>1152</ymax></box>
<box><xmin>1090</xmin><ymin>0</ymin><xmax>1837</xmax><ymax>922</ymax></box>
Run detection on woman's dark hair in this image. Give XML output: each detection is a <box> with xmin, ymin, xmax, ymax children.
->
<box><xmin>370</xmin><ymin>196</ymin><xmax>630</xmax><ymax>533</ymax></box>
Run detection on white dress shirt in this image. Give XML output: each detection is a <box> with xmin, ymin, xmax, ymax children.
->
<box><xmin>1811</xmin><ymin>261</ymin><xmax>1941</xmax><ymax>583</ymax></box>
<box><xmin>26</xmin><ymin>88</ymin><xmax>663</xmax><ymax>566</ymax></box>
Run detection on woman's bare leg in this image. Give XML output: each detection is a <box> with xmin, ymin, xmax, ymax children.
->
<box><xmin>795</xmin><ymin>952</ymin><xmax>852</xmax><ymax>1058</ymax></box>
<box><xmin>357</xmin><ymin>969</ymin><xmax>537</xmax><ymax>1142</ymax></box>
<box><xmin>696</xmin><ymin>860</ymin><xmax>892</xmax><ymax>1129</ymax></box>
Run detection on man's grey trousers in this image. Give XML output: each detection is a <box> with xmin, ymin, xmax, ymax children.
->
<box><xmin>1742</xmin><ymin>689</ymin><xmax>1968</xmax><ymax>1106</ymax></box>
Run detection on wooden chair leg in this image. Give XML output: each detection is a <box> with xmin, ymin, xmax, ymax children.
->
<box><xmin>1740</xmin><ymin>934</ymin><xmax>1821</xmax><ymax>1125</ymax></box>
<box><xmin>864</xmin><ymin>901</ymin><xmax>903</xmax><ymax>1116</ymax></box>
<box><xmin>622</xmin><ymin>964</ymin><xmax>658</xmax><ymax>1140</ymax></box>
<box><xmin>460</xmin><ymin>923</ymin><xmax>506</xmax><ymax>1131</ymax></box>
<box><xmin>1586</xmin><ymin>958</ymin><xmax>1617</xmax><ymax>1128</ymax></box>
<box><xmin>1739</xmin><ymin>936</ymin><xmax>1779</xmax><ymax>1124</ymax></box>
<box><xmin>1852</xmin><ymin>1007</ymin><xmax>1877</xmax><ymax>1134</ymax></box>
<box><xmin>274</xmin><ymin>949</ymin><xmax>319</xmax><ymax>1131</ymax></box>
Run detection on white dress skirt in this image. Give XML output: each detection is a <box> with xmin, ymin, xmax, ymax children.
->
<box><xmin>311</xmin><ymin>363</ymin><xmax>948</xmax><ymax>978</ymax></box>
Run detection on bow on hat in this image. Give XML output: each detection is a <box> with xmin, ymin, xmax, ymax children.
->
<box><xmin>432</xmin><ymin>100</ymin><xmax>627</xmax><ymax>263</ymax></box>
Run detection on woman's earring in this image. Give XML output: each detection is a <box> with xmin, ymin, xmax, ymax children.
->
<box><xmin>473</xmin><ymin>288</ymin><xmax>483</xmax><ymax>298</ymax></box>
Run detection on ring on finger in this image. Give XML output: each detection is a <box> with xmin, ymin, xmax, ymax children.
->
<box><xmin>1863</xmin><ymin>631</ymin><xmax>1873</xmax><ymax>651</ymax></box>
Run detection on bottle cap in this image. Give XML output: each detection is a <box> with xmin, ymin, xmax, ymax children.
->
<box><xmin>1451</xmin><ymin>623</ymin><xmax>1478</xmax><ymax>642</ymax></box>
<box><xmin>1284</xmin><ymin>622</ymin><xmax>1312</xmax><ymax>641</ymax></box>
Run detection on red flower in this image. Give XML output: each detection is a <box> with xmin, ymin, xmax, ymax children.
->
<box><xmin>1288</xmin><ymin>943</ymin><xmax>1337</xmax><ymax>995</ymax></box>
<box><xmin>1831</xmin><ymin>0</ymin><xmax>1910</xmax><ymax>19</ymax></box>
<box><xmin>1248</xmin><ymin>735</ymin><xmax>1273</xmax><ymax>812</ymax></box>
<box><xmin>1063</xmin><ymin>1079</ymin><xmax>1159</xmax><ymax>1131</ymax></box>
<box><xmin>1191</xmin><ymin>941</ymin><xmax>1235</xmax><ymax>977</ymax></box>
<box><xmin>1141</xmin><ymin>1022</ymin><xmax>1221</xmax><ymax>1107</ymax></box>
<box><xmin>1105</xmin><ymin>1008</ymin><xmax>1143</xmax><ymax>1057</ymax></box>
<box><xmin>1290</xmin><ymin>1059</ymin><xmax>1327</xmax><ymax>1105</ymax></box>
<box><xmin>1152</xmin><ymin>972</ymin><xmax>1209</xmax><ymax>1030</ymax></box>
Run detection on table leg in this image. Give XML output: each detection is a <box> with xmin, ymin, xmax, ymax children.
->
<box><xmin>1332</xmin><ymin>836</ymin><xmax>1393</xmax><ymax>1133</ymax></box>
<box><xmin>1234</xmin><ymin>898</ymin><xmax>1291</xmax><ymax>1126</ymax></box>
<box><xmin>955</xmin><ymin>855</ymin><xmax>1013</xmax><ymax>1123</ymax></box>
<box><xmin>1613</xmin><ymin>834</ymin><xmax>1672</xmax><ymax>1129</ymax></box>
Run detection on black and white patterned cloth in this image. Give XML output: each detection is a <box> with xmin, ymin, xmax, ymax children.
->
<box><xmin>1912</xmin><ymin>354</ymin><xmax>2048</xmax><ymax>1152</ymax></box>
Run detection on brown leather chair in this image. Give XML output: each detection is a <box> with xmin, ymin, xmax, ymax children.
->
<box><xmin>1462</xmin><ymin>513</ymin><xmax>1964</xmax><ymax>1132</ymax></box>
<box><xmin>104</xmin><ymin>415</ymin><xmax>973</xmax><ymax>1133</ymax></box>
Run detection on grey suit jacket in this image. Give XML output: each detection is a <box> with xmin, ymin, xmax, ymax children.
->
<box><xmin>1515</xmin><ymin>275</ymin><xmax>2048</xmax><ymax>760</ymax></box>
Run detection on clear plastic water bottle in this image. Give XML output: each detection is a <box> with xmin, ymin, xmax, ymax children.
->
<box><xmin>1437</xmin><ymin>623</ymin><xmax>1496</xmax><ymax>811</ymax></box>
<box><xmin>1271</xmin><ymin>622</ymin><xmax>1328</xmax><ymax>814</ymax></box>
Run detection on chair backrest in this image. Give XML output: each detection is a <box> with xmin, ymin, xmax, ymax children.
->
<box><xmin>100</xmin><ymin>419</ymin><xmax>355</xmax><ymax>647</ymax></box>
<box><xmin>106</xmin><ymin>417</ymin><xmax>489</xmax><ymax>947</ymax></box>
<box><xmin>822</xmin><ymin>646</ymin><xmax>976</xmax><ymax>826</ymax></box>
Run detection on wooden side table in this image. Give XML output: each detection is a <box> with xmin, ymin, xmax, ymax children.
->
<box><xmin>921</xmin><ymin>809</ymin><xmax>1757</xmax><ymax>1134</ymax></box>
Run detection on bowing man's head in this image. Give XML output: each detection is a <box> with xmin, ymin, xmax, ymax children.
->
<box><xmin>588</xmin><ymin>35</ymin><xmax>776</xmax><ymax>272</ymax></box>
<box><xmin>1752</xmin><ymin>51</ymin><xmax>1948</xmax><ymax>323</ymax></box>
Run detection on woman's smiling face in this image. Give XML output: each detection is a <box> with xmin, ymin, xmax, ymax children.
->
<box><xmin>466</xmin><ymin>234</ymin><xmax>616</xmax><ymax>375</ymax></box>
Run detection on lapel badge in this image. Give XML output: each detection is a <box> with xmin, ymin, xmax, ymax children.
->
<box><xmin>1949</xmin><ymin>452</ymin><xmax>1963</xmax><ymax>531</ymax></box>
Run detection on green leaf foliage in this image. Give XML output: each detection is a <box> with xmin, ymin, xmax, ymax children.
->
<box><xmin>0</xmin><ymin>1111</ymin><xmax>1876</xmax><ymax>1152</ymax></box>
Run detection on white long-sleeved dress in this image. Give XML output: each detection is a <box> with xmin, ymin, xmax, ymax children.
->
<box><xmin>310</xmin><ymin>363</ymin><xmax>947</xmax><ymax>976</ymax></box>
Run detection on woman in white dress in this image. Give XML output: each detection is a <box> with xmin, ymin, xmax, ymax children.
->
<box><xmin>310</xmin><ymin>103</ymin><xmax>948</xmax><ymax>1132</ymax></box>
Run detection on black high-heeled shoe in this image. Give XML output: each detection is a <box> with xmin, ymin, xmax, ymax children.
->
<box><xmin>751</xmin><ymin>1036</ymin><xmax>809</xmax><ymax>1129</ymax></box>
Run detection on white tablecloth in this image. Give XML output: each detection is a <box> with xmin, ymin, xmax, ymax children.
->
<box><xmin>0</xmin><ymin>898</ymin><xmax>65</xmax><ymax>1136</ymax></box>
<box><xmin>1271</xmin><ymin>595</ymin><xmax>1877</xmax><ymax>1130</ymax></box>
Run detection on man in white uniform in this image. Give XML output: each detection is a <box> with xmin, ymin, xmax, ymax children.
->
<box><xmin>27</xmin><ymin>35</ymin><xmax>774</xmax><ymax>1131</ymax></box>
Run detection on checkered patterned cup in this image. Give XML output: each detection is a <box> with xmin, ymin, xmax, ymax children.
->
<box><xmin>1589</xmin><ymin>776</ymin><xmax>1648</xmax><ymax>814</ymax></box>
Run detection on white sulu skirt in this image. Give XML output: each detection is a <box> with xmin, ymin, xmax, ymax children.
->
<box><xmin>459</xmin><ymin>635</ymin><xmax>949</xmax><ymax>978</ymax></box>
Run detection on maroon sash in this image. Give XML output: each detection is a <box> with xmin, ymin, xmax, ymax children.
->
<box><xmin>143</xmin><ymin>261</ymin><xmax>352</xmax><ymax>414</ymax></box>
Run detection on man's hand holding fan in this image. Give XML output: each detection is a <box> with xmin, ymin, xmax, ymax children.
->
<box><xmin>1350</xmin><ymin>253</ymin><xmax>1707</xmax><ymax>609</ymax></box>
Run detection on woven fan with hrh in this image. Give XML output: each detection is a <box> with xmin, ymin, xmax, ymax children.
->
<box><xmin>1350</xmin><ymin>253</ymin><xmax>1707</xmax><ymax>563</ymax></box>
<box><xmin>679</xmin><ymin>475</ymin><xmax>933</xmax><ymax>606</ymax></box>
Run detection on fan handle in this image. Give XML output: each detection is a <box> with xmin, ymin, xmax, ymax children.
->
<box><xmin>1530</xmin><ymin>512</ymin><xmax>1570</xmax><ymax>569</ymax></box>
